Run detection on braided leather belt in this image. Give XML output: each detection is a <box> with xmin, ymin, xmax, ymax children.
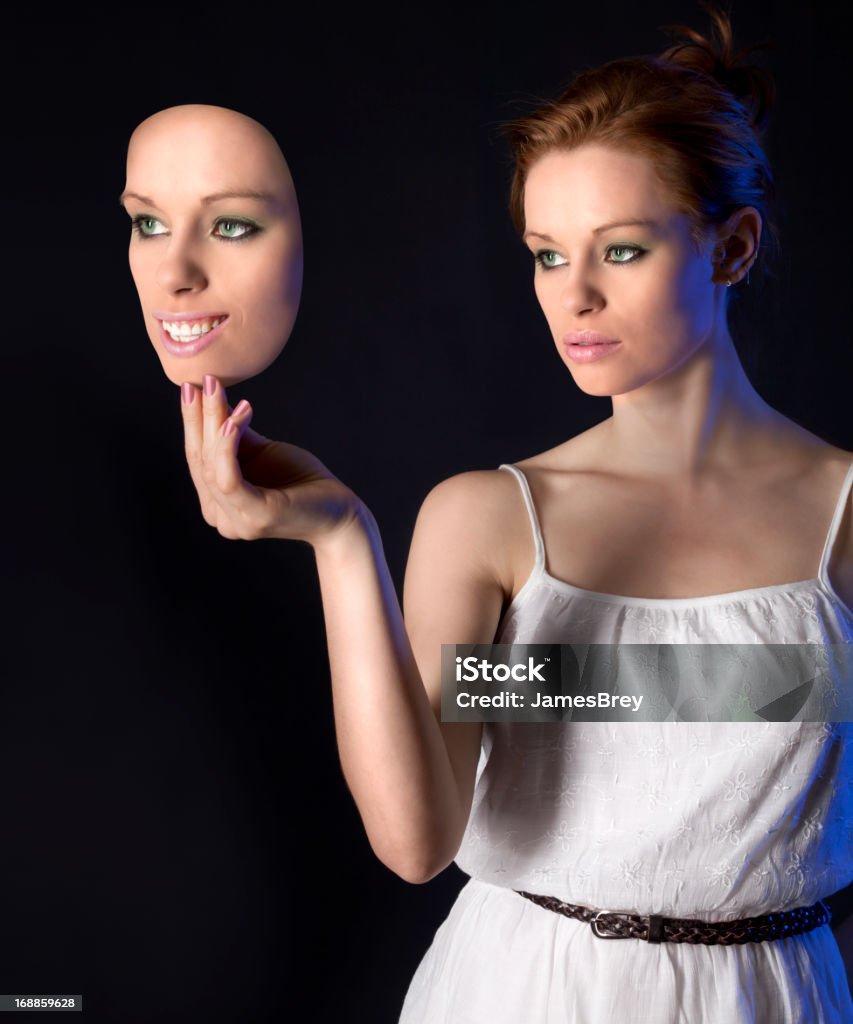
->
<box><xmin>514</xmin><ymin>890</ymin><xmax>831</xmax><ymax>944</ymax></box>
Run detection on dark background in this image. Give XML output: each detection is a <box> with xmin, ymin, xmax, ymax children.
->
<box><xmin>2</xmin><ymin>2</ymin><xmax>851</xmax><ymax>1021</ymax></box>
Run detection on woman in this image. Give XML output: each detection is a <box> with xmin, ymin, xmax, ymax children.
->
<box><xmin>167</xmin><ymin>6</ymin><xmax>852</xmax><ymax>1020</ymax></box>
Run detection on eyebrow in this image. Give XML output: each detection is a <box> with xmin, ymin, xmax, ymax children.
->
<box><xmin>118</xmin><ymin>189</ymin><xmax>279</xmax><ymax>208</ymax></box>
<box><xmin>523</xmin><ymin>219</ymin><xmax>659</xmax><ymax>243</ymax></box>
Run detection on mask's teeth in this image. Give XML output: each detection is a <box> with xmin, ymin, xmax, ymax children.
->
<box><xmin>163</xmin><ymin>317</ymin><xmax>225</xmax><ymax>342</ymax></box>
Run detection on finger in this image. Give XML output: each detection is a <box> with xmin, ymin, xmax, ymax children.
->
<box><xmin>179</xmin><ymin>381</ymin><xmax>220</xmax><ymax>524</ymax></box>
<box><xmin>179</xmin><ymin>379</ymin><xmax>206</xmax><ymax>483</ymax></box>
<box><xmin>201</xmin><ymin>374</ymin><xmax>230</xmax><ymax>467</ymax></box>
<box><xmin>216</xmin><ymin>400</ymin><xmax>264</xmax><ymax>501</ymax></box>
<box><xmin>235</xmin><ymin>422</ymin><xmax>274</xmax><ymax>464</ymax></box>
<box><xmin>207</xmin><ymin>402</ymin><xmax>270</xmax><ymax>536</ymax></box>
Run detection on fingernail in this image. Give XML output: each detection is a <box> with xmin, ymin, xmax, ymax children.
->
<box><xmin>233</xmin><ymin>399</ymin><xmax>250</xmax><ymax>417</ymax></box>
<box><xmin>223</xmin><ymin>418</ymin><xmax>237</xmax><ymax>437</ymax></box>
<box><xmin>203</xmin><ymin>374</ymin><xmax>216</xmax><ymax>397</ymax></box>
<box><xmin>181</xmin><ymin>382</ymin><xmax>195</xmax><ymax>405</ymax></box>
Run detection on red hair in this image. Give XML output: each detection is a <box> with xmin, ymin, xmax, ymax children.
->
<box><xmin>503</xmin><ymin>2</ymin><xmax>778</xmax><ymax>280</ymax></box>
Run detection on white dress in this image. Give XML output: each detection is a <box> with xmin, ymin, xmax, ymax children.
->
<box><xmin>399</xmin><ymin>460</ymin><xmax>853</xmax><ymax>1023</ymax></box>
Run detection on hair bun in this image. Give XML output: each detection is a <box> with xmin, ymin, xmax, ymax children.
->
<box><xmin>658</xmin><ymin>1</ymin><xmax>776</xmax><ymax>136</ymax></box>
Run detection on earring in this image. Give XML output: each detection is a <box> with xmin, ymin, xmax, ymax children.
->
<box><xmin>726</xmin><ymin>279</ymin><xmax>732</xmax><ymax>287</ymax></box>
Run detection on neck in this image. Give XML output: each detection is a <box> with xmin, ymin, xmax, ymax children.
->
<box><xmin>602</xmin><ymin>332</ymin><xmax>792</xmax><ymax>480</ymax></box>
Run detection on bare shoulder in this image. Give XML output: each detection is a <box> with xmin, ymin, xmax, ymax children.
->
<box><xmin>756</xmin><ymin>410</ymin><xmax>850</xmax><ymax>474</ymax></box>
<box><xmin>787</xmin><ymin>432</ymin><xmax>853</xmax><ymax>517</ymax></box>
<box><xmin>819</xmin><ymin>444</ymin><xmax>853</xmax><ymax>609</ymax></box>
<box><xmin>417</xmin><ymin>466</ymin><xmax>530</xmax><ymax>541</ymax></box>
<box><xmin>817</xmin><ymin>441</ymin><xmax>853</xmax><ymax>517</ymax></box>
<box><xmin>419</xmin><ymin>465</ymin><xmax>523</xmax><ymax>514</ymax></box>
<box><xmin>413</xmin><ymin>467</ymin><xmax>533</xmax><ymax>598</ymax></box>
<box><xmin>731</xmin><ymin>422</ymin><xmax>852</xmax><ymax>602</ymax></box>
<box><xmin>819</xmin><ymin>444</ymin><xmax>853</xmax><ymax>474</ymax></box>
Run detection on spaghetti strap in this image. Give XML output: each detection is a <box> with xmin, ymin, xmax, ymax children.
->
<box><xmin>817</xmin><ymin>460</ymin><xmax>853</xmax><ymax>584</ymax></box>
<box><xmin>497</xmin><ymin>464</ymin><xmax>545</xmax><ymax>574</ymax></box>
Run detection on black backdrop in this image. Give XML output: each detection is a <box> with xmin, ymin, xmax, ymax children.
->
<box><xmin>2</xmin><ymin>3</ymin><xmax>851</xmax><ymax>1021</ymax></box>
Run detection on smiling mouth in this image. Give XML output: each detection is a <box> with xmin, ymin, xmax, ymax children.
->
<box><xmin>160</xmin><ymin>315</ymin><xmax>228</xmax><ymax>344</ymax></box>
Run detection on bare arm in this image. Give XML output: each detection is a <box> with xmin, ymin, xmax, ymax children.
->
<box><xmin>312</xmin><ymin>473</ymin><xmax>508</xmax><ymax>883</ymax></box>
<box><xmin>177</xmin><ymin>379</ymin><xmax>508</xmax><ymax>884</ymax></box>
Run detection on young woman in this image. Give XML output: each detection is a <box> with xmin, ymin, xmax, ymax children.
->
<box><xmin>156</xmin><ymin>6</ymin><xmax>852</xmax><ymax>1020</ymax></box>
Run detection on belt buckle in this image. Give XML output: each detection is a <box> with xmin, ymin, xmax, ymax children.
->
<box><xmin>590</xmin><ymin>909</ymin><xmax>637</xmax><ymax>939</ymax></box>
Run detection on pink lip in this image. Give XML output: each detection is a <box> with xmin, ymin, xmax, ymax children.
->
<box><xmin>155</xmin><ymin>314</ymin><xmax>229</xmax><ymax>358</ymax></box>
<box><xmin>562</xmin><ymin>330</ymin><xmax>622</xmax><ymax>364</ymax></box>
<box><xmin>153</xmin><ymin>310</ymin><xmax>228</xmax><ymax>322</ymax></box>
<box><xmin>563</xmin><ymin>331</ymin><xmax>620</xmax><ymax>346</ymax></box>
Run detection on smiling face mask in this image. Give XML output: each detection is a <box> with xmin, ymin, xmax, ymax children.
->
<box><xmin>121</xmin><ymin>103</ymin><xmax>303</xmax><ymax>387</ymax></box>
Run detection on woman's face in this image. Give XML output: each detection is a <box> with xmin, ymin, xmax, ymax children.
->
<box><xmin>121</xmin><ymin>105</ymin><xmax>302</xmax><ymax>387</ymax></box>
<box><xmin>522</xmin><ymin>144</ymin><xmax>730</xmax><ymax>398</ymax></box>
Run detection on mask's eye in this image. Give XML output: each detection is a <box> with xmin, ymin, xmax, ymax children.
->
<box><xmin>533</xmin><ymin>249</ymin><xmax>566</xmax><ymax>271</ymax></box>
<box><xmin>213</xmin><ymin>219</ymin><xmax>258</xmax><ymax>241</ymax></box>
<box><xmin>131</xmin><ymin>215</ymin><xmax>167</xmax><ymax>238</ymax></box>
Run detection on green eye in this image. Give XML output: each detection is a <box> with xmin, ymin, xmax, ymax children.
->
<box><xmin>214</xmin><ymin>219</ymin><xmax>257</xmax><ymax>241</ymax></box>
<box><xmin>534</xmin><ymin>249</ymin><xmax>566</xmax><ymax>270</ymax></box>
<box><xmin>607</xmin><ymin>244</ymin><xmax>645</xmax><ymax>264</ymax></box>
<box><xmin>131</xmin><ymin>215</ymin><xmax>166</xmax><ymax>237</ymax></box>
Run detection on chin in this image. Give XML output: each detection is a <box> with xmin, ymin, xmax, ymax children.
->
<box><xmin>157</xmin><ymin>354</ymin><xmax>272</xmax><ymax>389</ymax></box>
<box><xmin>563</xmin><ymin>367</ymin><xmax>619</xmax><ymax>398</ymax></box>
<box><xmin>147</xmin><ymin>321</ymin><xmax>291</xmax><ymax>387</ymax></box>
<box><xmin>159</xmin><ymin>363</ymin><xmax>231</xmax><ymax>388</ymax></box>
<box><xmin>573</xmin><ymin>383</ymin><xmax>621</xmax><ymax>398</ymax></box>
<box><xmin>162</xmin><ymin>366</ymin><xmax>200</xmax><ymax>388</ymax></box>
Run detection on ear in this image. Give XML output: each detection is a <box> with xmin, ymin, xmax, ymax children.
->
<box><xmin>714</xmin><ymin>207</ymin><xmax>762</xmax><ymax>286</ymax></box>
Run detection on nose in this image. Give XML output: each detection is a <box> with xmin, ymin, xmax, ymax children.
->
<box><xmin>558</xmin><ymin>266</ymin><xmax>603</xmax><ymax>317</ymax></box>
<box><xmin>155</xmin><ymin>235</ymin><xmax>208</xmax><ymax>294</ymax></box>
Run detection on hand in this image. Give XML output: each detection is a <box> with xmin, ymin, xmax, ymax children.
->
<box><xmin>180</xmin><ymin>374</ymin><xmax>362</xmax><ymax>545</ymax></box>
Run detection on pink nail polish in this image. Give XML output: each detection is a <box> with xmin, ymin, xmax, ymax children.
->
<box><xmin>181</xmin><ymin>382</ymin><xmax>195</xmax><ymax>405</ymax></box>
<box><xmin>233</xmin><ymin>399</ymin><xmax>250</xmax><ymax>417</ymax></box>
<box><xmin>203</xmin><ymin>374</ymin><xmax>216</xmax><ymax>397</ymax></box>
<box><xmin>223</xmin><ymin>419</ymin><xmax>237</xmax><ymax>437</ymax></box>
